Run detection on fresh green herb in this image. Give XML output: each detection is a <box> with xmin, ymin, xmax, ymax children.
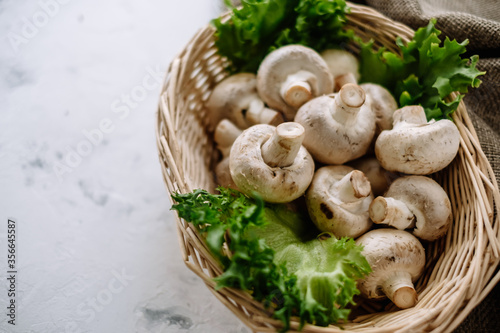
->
<box><xmin>358</xmin><ymin>19</ymin><xmax>485</xmax><ymax>120</ymax></box>
<box><xmin>212</xmin><ymin>0</ymin><xmax>351</xmax><ymax>73</ymax></box>
<box><xmin>273</xmin><ymin>0</ymin><xmax>352</xmax><ymax>51</ymax></box>
<box><xmin>171</xmin><ymin>188</ymin><xmax>370</xmax><ymax>330</ymax></box>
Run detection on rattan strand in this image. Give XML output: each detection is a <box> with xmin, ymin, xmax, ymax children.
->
<box><xmin>155</xmin><ymin>2</ymin><xmax>500</xmax><ymax>332</ymax></box>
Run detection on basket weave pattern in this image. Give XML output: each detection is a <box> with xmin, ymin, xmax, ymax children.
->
<box><xmin>156</xmin><ymin>3</ymin><xmax>500</xmax><ymax>332</ymax></box>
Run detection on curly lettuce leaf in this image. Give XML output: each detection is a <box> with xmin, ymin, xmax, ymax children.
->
<box><xmin>171</xmin><ymin>188</ymin><xmax>370</xmax><ymax>330</ymax></box>
<box><xmin>212</xmin><ymin>0</ymin><xmax>298</xmax><ymax>73</ymax></box>
<box><xmin>253</xmin><ymin>205</ymin><xmax>370</xmax><ymax>326</ymax></box>
<box><xmin>212</xmin><ymin>0</ymin><xmax>351</xmax><ymax>73</ymax></box>
<box><xmin>274</xmin><ymin>0</ymin><xmax>353</xmax><ymax>50</ymax></box>
<box><xmin>359</xmin><ymin>19</ymin><xmax>485</xmax><ymax>120</ymax></box>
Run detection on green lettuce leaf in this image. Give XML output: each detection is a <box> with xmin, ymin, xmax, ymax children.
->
<box><xmin>171</xmin><ymin>188</ymin><xmax>370</xmax><ymax>330</ymax></box>
<box><xmin>359</xmin><ymin>19</ymin><xmax>485</xmax><ymax>120</ymax></box>
<box><xmin>212</xmin><ymin>0</ymin><xmax>299</xmax><ymax>73</ymax></box>
<box><xmin>212</xmin><ymin>0</ymin><xmax>351</xmax><ymax>73</ymax></box>
<box><xmin>274</xmin><ymin>0</ymin><xmax>353</xmax><ymax>50</ymax></box>
<box><xmin>252</xmin><ymin>204</ymin><xmax>371</xmax><ymax>326</ymax></box>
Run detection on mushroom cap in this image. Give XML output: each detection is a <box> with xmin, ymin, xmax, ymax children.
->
<box><xmin>229</xmin><ymin>124</ymin><xmax>314</xmax><ymax>203</ymax></box>
<box><xmin>320</xmin><ymin>49</ymin><xmax>360</xmax><ymax>81</ymax></box>
<box><xmin>306</xmin><ymin>165</ymin><xmax>373</xmax><ymax>238</ymax></box>
<box><xmin>375</xmin><ymin>106</ymin><xmax>461</xmax><ymax>175</ymax></box>
<box><xmin>360</xmin><ymin>83</ymin><xmax>398</xmax><ymax>135</ymax></box>
<box><xmin>257</xmin><ymin>45</ymin><xmax>333</xmax><ymax>120</ymax></box>
<box><xmin>205</xmin><ymin>73</ymin><xmax>259</xmax><ymax>131</ymax></box>
<box><xmin>349</xmin><ymin>156</ymin><xmax>398</xmax><ymax>197</ymax></box>
<box><xmin>356</xmin><ymin>229</ymin><xmax>425</xmax><ymax>300</ymax></box>
<box><xmin>215</xmin><ymin>157</ymin><xmax>238</xmax><ymax>190</ymax></box>
<box><xmin>384</xmin><ymin>176</ymin><xmax>452</xmax><ymax>241</ymax></box>
<box><xmin>295</xmin><ymin>93</ymin><xmax>376</xmax><ymax>164</ymax></box>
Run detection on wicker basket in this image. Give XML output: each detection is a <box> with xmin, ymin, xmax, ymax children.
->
<box><xmin>156</xmin><ymin>2</ymin><xmax>500</xmax><ymax>332</ymax></box>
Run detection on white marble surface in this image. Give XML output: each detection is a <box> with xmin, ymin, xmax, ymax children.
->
<box><xmin>0</xmin><ymin>1</ymin><xmax>250</xmax><ymax>332</ymax></box>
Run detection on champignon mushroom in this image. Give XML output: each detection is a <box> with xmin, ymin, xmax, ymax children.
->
<box><xmin>213</xmin><ymin>119</ymin><xmax>243</xmax><ymax>189</ymax></box>
<box><xmin>348</xmin><ymin>156</ymin><xmax>398</xmax><ymax>197</ymax></box>
<box><xmin>230</xmin><ymin>122</ymin><xmax>314</xmax><ymax>203</ymax></box>
<box><xmin>356</xmin><ymin>228</ymin><xmax>426</xmax><ymax>309</ymax></box>
<box><xmin>360</xmin><ymin>83</ymin><xmax>398</xmax><ymax>138</ymax></box>
<box><xmin>320</xmin><ymin>49</ymin><xmax>360</xmax><ymax>91</ymax></box>
<box><xmin>257</xmin><ymin>45</ymin><xmax>333</xmax><ymax>121</ymax></box>
<box><xmin>206</xmin><ymin>73</ymin><xmax>284</xmax><ymax>131</ymax></box>
<box><xmin>294</xmin><ymin>83</ymin><xmax>376</xmax><ymax>164</ymax></box>
<box><xmin>334</xmin><ymin>72</ymin><xmax>358</xmax><ymax>92</ymax></box>
<box><xmin>306</xmin><ymin>165</ymin><xmax>373</xmax><ymax>238</ymax></box>
<box><xmin>369</xmin><ymin>175</ymin><xmax>452</xmax><ymax>241</ymax></box>
<box><xmin>375</xmin><ymin>105</ymin><xmax>461</xmax><ymax>175</ymax></box>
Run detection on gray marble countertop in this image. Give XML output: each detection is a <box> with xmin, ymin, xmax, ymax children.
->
<box><xmin>0</xmin><ymin>1</ymin><xmax>249</xmax><ymax>332</ymax></box>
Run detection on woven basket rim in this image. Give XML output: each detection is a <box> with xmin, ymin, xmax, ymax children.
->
<box><xmin>156</xmin><ymin>2</ymin><xmax>500</xmax><ymax>332</ymax></box>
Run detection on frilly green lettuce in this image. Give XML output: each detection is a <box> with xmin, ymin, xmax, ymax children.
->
<box><xmin>212</xmin><ymin>0</ymin><xmax>351</xmax><ymax>73</ymax></box>
<box><xmin>172</xmin><ymin>188</ymin><xmax>370</xmax><ymax>330</ymax></box>
<box><xmin>358</xmin><ymin>19</ymin><xmax>485</xmax><ymax>120</ymax></box>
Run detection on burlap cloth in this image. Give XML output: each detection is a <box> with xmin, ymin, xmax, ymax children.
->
<box><xmin>355</xmin><ymin>0</ymin><xmax>500</xmax><ymax>331</ymax></box>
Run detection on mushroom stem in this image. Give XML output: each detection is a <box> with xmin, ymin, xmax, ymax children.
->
<box><xmin>381</xmin><ymin>271</ymin><xmax>418</xmax><ymax>309</ymax></box>
<box><xmin>246</xmin><ymin>99</ymin><xmax>284</xmax><ymax>126</ymax></box>
<box><xmin>331</xmin><ymin>83</ymin><xmax>366</xmax><ymax>126</ymax></box>
<box><xmin>331</xmin><ymin>170</ymin><xmax>371</xmax><ymax>203</ymax></box>
<box><xmin>334</xmin><ymin>72</ymin><xmax>358</xmax><ymax>92</ymax></box>
<box><xmin>261</xmin><ymin>122</ymin><xmax>305</xmax><ymax>168</ymax></box>
<box><xmin>280</xmin><ymin>71</ymin><xmax>315</xmax><ymax>109</ymax></box>
<box><xmin>369</xmin><ymin>197</ymin><xmax>415</xmax><ymax>230</ymax></box>
<box><xmin>214</xmin><ymin>120</ymin><xmax>243</xmax><ymax>158</ymax></box>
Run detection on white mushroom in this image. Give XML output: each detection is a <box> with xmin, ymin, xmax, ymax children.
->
<box><xmin>348</xmin><ymin>156</ymin><xmax>398</xmax><ymax>197</ymax></box>
<box><xmin>375</xmin><ymin>105</ymin><xmax>461</xmax><ymax>175</ymax></box>
<box><xmin>306</xmin><ymin>165</ymin><xmax>373</xmax><ymax>238</ymax></box>
<box><xmin>369</xmin><ymin>175</ymin><xmax>452</xmax><ymax>241</ymax></box>
<box><xmin>206</xmin><ymin>73</ymin><xmax>284</xmax><ymax>131</ymax></box>
<box><xmin>320</xmin><ymin>49</ymin><xmax>360</xmax><ymax>91</ymax></box>
<box><xmin>213</xmin><ymin>119</ymin><xmax>243</xmax><ymax>189</ymax></box>
<box><xmin>334</xmin><ymin>72</ymin><xmax>358</xmax><ymax>92</ymax></box>
<box><xmin>356</xmin><ymin>229</ymin><xmax>426</xmax><ymax>309</ymax></box>
<box><xmin>215</xmin><ymin>158</ymin><xmax>235</xmax><ymax>190</ymax></box>
<box><xmin>360</xmin><ymin>83</ymin><xmax>398</xmax><ymax>137</ymax></box>
<box><xmin>294</xmin><ymin>83</ymin><xmax>376</xmax><ymax>164</ymax></box>
<box><xmin>230</xmin><ymin>122</ymin><xmax>315</xmax><ymax>203</ymax></box>
<box><xmin>214</xmin><ymin>119</ymin><xmax>243</xmax><ymax>157</ymax></box>
<box><xmin>257</xmin><ymin>45</ymin><xmax>333</xmax><ymax>121</ymax></box>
